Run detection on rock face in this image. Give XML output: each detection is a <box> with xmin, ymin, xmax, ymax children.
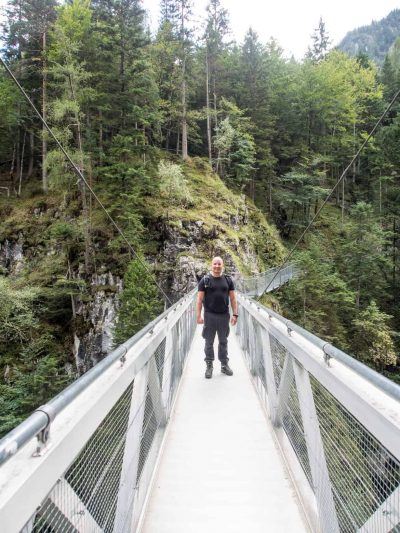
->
<box><xmin>0</xmin><ymin>237</ymin><xmax>25</xmax><ymax>275</ymax></box>
<box><xmin>157</xmin><ymin>213</ymin><xmax>261</xmax><ymax>302</ymax></box>
<box><xmin>1</xmin><ymin>233</ymin><xmax>124</xmax><ymax>372</ymax></box>
<box><xmin>1</xmin><ymin>168</ymin><xmax>283</xmax><ymax>373</ymax></box>
<box><xmin>73</xmin><ymin>271</ymin><xmax>123</xmax><ymax>372</ymax></box>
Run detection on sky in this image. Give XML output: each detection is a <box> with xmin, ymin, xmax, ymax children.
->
<box><xmin>144</xmin><ymin>0</ymin><xmax>400</xmax><ymax>58</ymax></box>
<box><xmin>0</xmin><ymin>0</ymin><xmax>399</xmax><ymax>59</ymax></box>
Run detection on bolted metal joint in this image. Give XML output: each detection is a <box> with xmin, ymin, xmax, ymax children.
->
<box><xmin>32</xmin><ymin>404</ymin><xmax>56</xmax><ymax>457</ymax></box>
<box><xmin>322</xmin><ymin>343</ymin><xmax>333</xmax><ymax>366</ymax></box>
<box><xmin>286</xmin><ymin>321</ymin><xmax>294</xmax><ymax>337</ymax></box>
<box><xmin>120</xmin><ymin>347</ymin><xmax>128</xmax><ymax>367</ymax></box>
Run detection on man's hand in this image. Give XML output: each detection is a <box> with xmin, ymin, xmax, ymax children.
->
<box><xmin>197</xmin><ymin>317</ymin><xmax>204</xmax><ymax>325</ymax></box>
<box><xmin>230</xmin><ymin>316</ymin><xmax>238</xmax><ymax>326</ymax></box>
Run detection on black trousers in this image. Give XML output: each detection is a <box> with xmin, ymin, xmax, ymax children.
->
<box><xmin>202</xmin><ymin>311</ymin><xmax>230</xmax><ymax>363</ymax></box>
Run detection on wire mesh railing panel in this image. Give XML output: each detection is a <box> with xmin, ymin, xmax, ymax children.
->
<box><xmin>310</xmin><ymin>375</ymin><xmax>400</xmax><ymax>533</ymax></box>
<box><xmin>237</xmin><ymin>264</ymin><xmax>298</xmax><ymax>297</ymax></box>
<box><xmin>252</xmin><ymin>317</ymin><xmax>267</xmax><ymax>391</ymax></box>
<box><xmin>236</xmin><ymin>295</ymin><xmax>400</xmax><ymax>533</ymax></box>
<box><xmin>16</xmin><ymin>297</ymin><xmax>197</xmax><ymax>533</ymax></box>
<box><xmin>24</xmin><ymin>381</ymin><xmax>134</xmax><ymax>533</ymax></box>
<box><xmin>280</xmin><ymin>366</ymin><xmax>313</xmax><ymax>486</ymax></box>
<box><xmin>269</xmin><ymin>335</ymin><xmax>287</xmax><ymax>390</ymax></box>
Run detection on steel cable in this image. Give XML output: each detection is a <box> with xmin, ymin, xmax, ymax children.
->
<box><xmin>0</xmin><ymin>57</ymin><xmax>172</xmax><ymax>305</ymax></box>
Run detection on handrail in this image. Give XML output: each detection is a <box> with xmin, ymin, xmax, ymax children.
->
<box><xmin>247</xmin><ymin>296</ymin><xmax>400</xmax><ymax>402</ymax></box>
<box><xmin>0</xmin><ymin>289</ymin><xmax>196</xmax><ymax>466</ymax></box>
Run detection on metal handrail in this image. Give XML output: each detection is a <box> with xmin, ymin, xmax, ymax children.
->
<box><xmin>245</xmin><ymin>296</ymin><xmax>400</xmax><ymax>402</ymax></box>
<box><xmin>0</xmin><ymin>289</ymin><xmax>196</xmax><ymax>466</ymax></box>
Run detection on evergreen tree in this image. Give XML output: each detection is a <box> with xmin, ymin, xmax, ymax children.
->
<box><xmin>306</xmin><ymin>17</ymin><xmax>331</xmax><ymax>63</ymax></box>
<box><xmin>280</xmin><ymin>238</ymin><xmax>355</xmax><ymax>347</ymax></box>
<box><xmin>113</xmin><ymin>258</ymin><xmax>163</xmax><ymax>344</ymax></box>
<box><xmin>339</xmin><ymin>202</ymin><xmax>390</xmax><ymax>308</ymax></box>
<box><xmin>0</xmin><ymin>277</ymin><xmax>70</xmax><ymax>436</ymax></box>
<box><xmin>352</xmin><ymin>301</ymin><xmax>397</xmax><ymax>370</ymax></box>
<box><xmin>47</xmin><ymin>0</ymin><xmax>95</xmax><ymax>272</ymax></box>
<box><xmin>204</xmin><ymin>0</ymin><xmax>229</xmax><ymax>165</ymax></box>
<box><xmin>214</xmin><ymin>98</ymin><xmax>256</xmax><ymax>189</ymax></box>
<box><xmin>2</xmin><ymin>0</ymin><xmax>57</xmax><ymax>193</ymax></box>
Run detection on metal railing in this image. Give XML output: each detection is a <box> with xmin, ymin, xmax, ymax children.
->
<box><xmin>236</xmin><ymin>294</ymin><xmax>400</xmax><ymax>533</ymax></box>
<box><xmin>236</xmin><ymin>263</ymin><xmax>298</xmax><ymax>297</ymax></box>
<box><xmin>1</xmin><ymin>276</ymin><xmax>400</xmax><ymax>533</ymax></box>
<box><xmin>0</xmin><ymin>290</ymin><xmax>197</xmax><ymax>533</ymax></box>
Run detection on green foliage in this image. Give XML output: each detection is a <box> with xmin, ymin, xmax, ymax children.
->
<box><xmin>0</xmin><ymin>277</ymin><xmax>38</xmax><ymax>344</ymax></box>
<box><xmin>352</xmin><ymin>301</ymin><xmax>397</xmax><ymax>370</ymax></box>
<box><xmin>214</xmin><ymin>99</ymin><xmax>256</xmax><ymax>188</ymax></box>
<box><xmin>0</xmin><ymin>334</ymin><xmax>70</xmax><ymax>436</ymax></box>
<box><xmin>306</xmin><ymin>18</ymin><xmax>331</xmax><ymax>63</ymax></box>
<box><xmin>113</xmin><ymin>258</ymin><xmax>163</xmax><ymax>345</ymax></box>
<box><xmin>275</xmin><ymin>160</ymin><xmax>329</xmax><ymax>237</ymax></box>
<box><xmin>1</xmin><ymin>0</ymin><xmax>400</xmax><ymax>427</ymax></box>
<box><xmin>338</xmin><ymin>9</ymin><xmax>400</xmax><ymax>65</ymax></box>
<box><xmin>0</xmin><ymin>277</ymin><xmax>70</xmax><ymax>437</ymax></box>
<box><xmin>158</xmin><ymin>160</ymin><xmax>193</xmax><ymax>206</ymax></box>
<box><xmin>279</xmin><ymin>239</ymin><xmax>354</xmax><ymax>347</ymax></box>
<box><xmin>339</xmin><ymin>202</ymin><xmax>390</xmax><ymax>307</ymax></box>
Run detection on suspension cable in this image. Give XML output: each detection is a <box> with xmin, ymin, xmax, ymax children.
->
<box><xmin>0</xmin><ymin>57</ymin><xmax>172</xmax><ymax>305</ymax></box>
<box><xmin>264</xmin><ymin>86</ymin><xmax>400</xmax><ymax>293</ymax></box>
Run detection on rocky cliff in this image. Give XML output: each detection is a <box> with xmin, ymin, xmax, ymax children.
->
<box><xmin>0</xmin><ymin>157</ymin><xmax>284</xmax><ymax>371</ymax></box>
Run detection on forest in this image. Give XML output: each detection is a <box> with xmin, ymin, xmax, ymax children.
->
<box><xmin>1</xmin><ymin>0</ymin><xmax>400</xmax><ymax>435</ymax></box>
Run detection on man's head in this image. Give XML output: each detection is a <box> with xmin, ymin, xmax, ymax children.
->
<box><xmin>211</xmin><ymin>256</ymin><xmax>224</xmax><ymax>277</ymax></box>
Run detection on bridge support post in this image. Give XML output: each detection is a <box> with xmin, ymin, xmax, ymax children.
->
<box><xmin>161</xmin><ymin>327</ymin><xmax>174</xmax><ymax>416</ymax></box>
<box><xmin>292</xmin><ymin>359</ymin><xmax>340</xmax><ymax>533</ymax></box>
<box><xmin>247</xmin><ymin>314</ymin><xmax>257</xmax><ymax>376</ymax></box>
<box><xmin>113</xmin><ymin>364</ymin><xmax>149</xmax><ymax>533</ymax></box>
<box><xmin>275</xmin><ymin>351</ymin><xmax>294</xmax><ymax>428</ymax></box>
<box><xmin>259</xmin><ymin>328</ymin><xmax>279</xmax><ymax>425</ymax></box>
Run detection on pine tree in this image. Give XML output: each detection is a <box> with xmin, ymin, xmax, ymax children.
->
<box><xmin>47</xmin><ymin>0</ymin><xmax>95</xmax><ymax>273</ymax></box>
<box><xmin>113</xmin><ymin>258</ymin><xmax>163</xmax><ymax>344</ymax></box>
<box><xmin>204</xmin><ymin>0</ymin><xmax>229</xmax><ymax>166</ymax></box>
<box><xmin>2</xmin><ymin>0</ymin><xmax>57</xmax><ymax>193</ymax></box>
<box><xmin>306</xmin><ymin>18</ymin><xmax>331</xmax><ymax>63</ymax></box>
<box><xmin>352</xmin><ymin>301</ymin><xmax>397</xmax><ymax>370</ymax></box>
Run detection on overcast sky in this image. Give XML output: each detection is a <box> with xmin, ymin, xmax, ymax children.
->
<box><xmin>0</xmin><ymin>0</ymin><xmax>399</xmax><ymax>59</ymax></box>
<box><xmin>145</xmin><ymin>0</ymin><xmax>400</xmax><ymax>58</ymax></box>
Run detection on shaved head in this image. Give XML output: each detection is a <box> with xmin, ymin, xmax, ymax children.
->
<box><xmin>211</xmin><ymin>256</ymin><xmax>224</xmax><ymax>277</ymax></box>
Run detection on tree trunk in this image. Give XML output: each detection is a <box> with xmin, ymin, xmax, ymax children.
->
<box><xmin>42</xmin><ymin>31</ymin><xmax>48</xmax><ymax>193</ymax></box>
<box><xmin>212</xmin><ymin>63</ymin><xmax>218</xmax><ymax>129</ymax></box>
<box><xmin>181</xmin><ymin>64</ymin><xmax>188</xmax><ymax>160</ymax></box>
<box><xmin>206</xmin><ymin>52</ymin><xmax>212</xmax><ymax>166</ymax></box>
<box><xmin>393</xmin><ymin>217</ymin><xmax>396</xmax><ymax>304</ymax></box>
<box><xmin>176</xmin><ymin>128</ymin><xmax>180</xmax><ymax>155</ymax></box>
<box><xmin>18</xmin><ymin>130</ymin><xmax>26</xmax><ymax>196</ymax></box>
<box><xmin>268</xmin><ymin>175</ymin><xmax>273</xmax><ymax>213</ymax></box>
<box><xmin>341</xmin><ymin>176</ymin><xmax>345</xmax><ymax>224</ymax></box>
<box><xmin>180</xmin><ymin>4</ymin><xmax>188</xmax><ymax>160</ymax></box>
<box><xmin>27</xmin><ymin>131</ymin><xmax>34</xmax><ymax>178</ymax></box>
<box><xmin>68</xmin><ymin>74</ymin><xmax>91</xmax><ymax>274</ymax></box>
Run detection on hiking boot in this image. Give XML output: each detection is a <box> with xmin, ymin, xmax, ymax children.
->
<box><xmin>205</xmin><ymin>361</ymin><xmax>213</xmax><ymax>379</ymax></box>
<box><xmin>221</xmin><ymin>363</ymin><xmax>233</xmax><ymax>376</ymax></box>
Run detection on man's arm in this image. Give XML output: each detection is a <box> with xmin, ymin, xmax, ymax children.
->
<box><xmin>229</xmin><ymin>290</ymin><xmax>238</xmax><ymax>325</ymax></box>
<box><xmin>197</xmin><ymin>291</ymin><xmax>205</xmax><ymax>324</ymax></box>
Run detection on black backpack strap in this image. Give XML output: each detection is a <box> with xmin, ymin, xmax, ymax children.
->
<box><xmin>224</xmin><ymin>274</ymin><xmax>232</xmax><ymax>285</ymax></box>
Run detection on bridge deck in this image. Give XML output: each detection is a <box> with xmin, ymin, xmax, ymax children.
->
<box><xmin>141</xmin><ymin>326</ymin><xmax>309</xmax><ymax>533</ymax></box>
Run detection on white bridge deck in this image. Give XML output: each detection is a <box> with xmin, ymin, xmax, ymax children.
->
<box><xmin>141</xmin><ymin>326</ymin><xmax>309</xmax><ymax>533</ymax></box>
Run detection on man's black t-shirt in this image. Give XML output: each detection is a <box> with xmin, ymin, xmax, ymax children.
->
<box><xmin>198</xmin><ymin>274</ymin><xmax>235</xmax><ymax>314</ymax></box>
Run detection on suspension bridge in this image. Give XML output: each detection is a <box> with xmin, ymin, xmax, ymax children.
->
<box><xmin>0</xmin><ymin>265</ymin><xmax>399</xmax><ymax>533</ymax></box>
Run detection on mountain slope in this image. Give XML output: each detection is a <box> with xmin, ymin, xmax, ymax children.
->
<box><xmin>338</xmin><ymin>9</ymin><xmax>400</xmax><ymax>64</ymax></box>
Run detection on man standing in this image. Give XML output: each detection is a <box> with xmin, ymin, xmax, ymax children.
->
<box><xmin>197</xmin><ymin>257</ymin><xmax>238</xmax><ymax>379</ymax></box>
